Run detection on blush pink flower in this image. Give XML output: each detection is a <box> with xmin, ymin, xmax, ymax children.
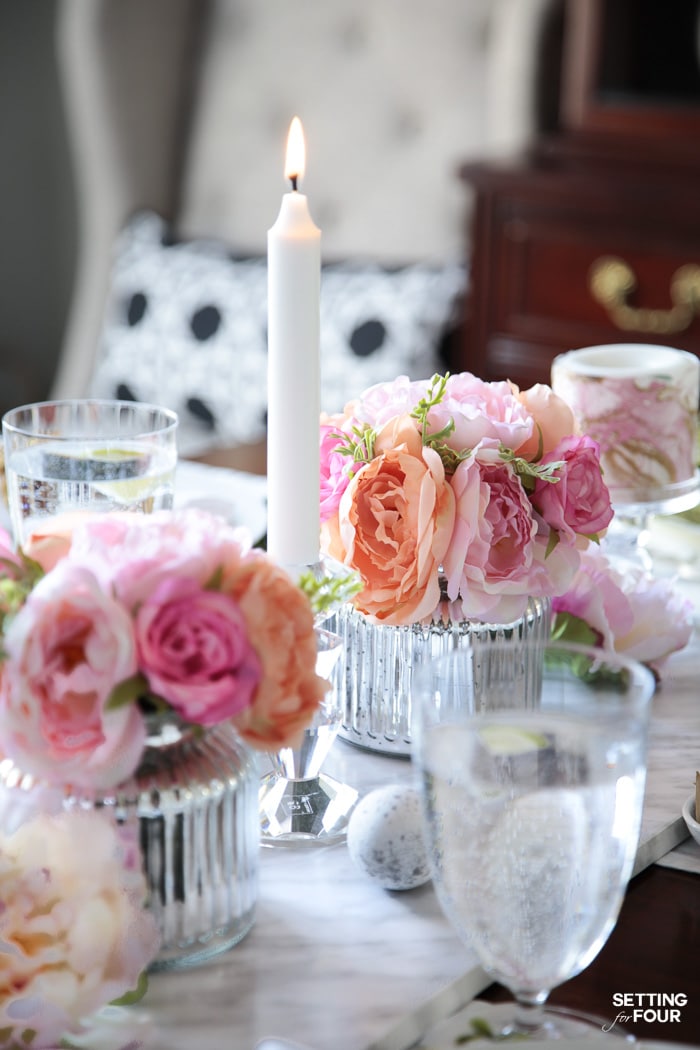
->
<box><xmin>136</xmin><ymin>575</ymin><xmax>262</xmax><ymax>725</ymax></box>
<box><xmin>553</xmin><ymin>548</ymin><xmax>693</xmax><ymax>676</ymax></box>
<box><xmin>552</xmin><ymin>547</ymin><xmax>634</xmax><ymax>651</ymax></box>
<box><xmin>0</xmin><ymin>809</ymin><xmax>159</xmax><ymax>1048</ymax></box>
<box><xmin>0</xmin><ymin>561</ymin><xmax>145</xmax><ymax>789</ymax></box>
<box><xmin>351</xmin><ymin>375</ymin><xmax>431</xmax><ymax>427</ymax></box>
<box><xmin>66</xmin><ymin>508</ymin><xmax>253</xmax><ymax>609</ymax></box>
<box><xmin>532</xmin><ymin>435</ymin><xmax>614</xmax><ymax>544</ymax></box>
<box><xmin>322</xmin><ymin>440</ymin><xmax>455</xmax><ymax>626</ymax></box>
<box><xmin>428</xmin><ymin>373</ymin><xmax>534</xmax><ymax>454</ymax></box>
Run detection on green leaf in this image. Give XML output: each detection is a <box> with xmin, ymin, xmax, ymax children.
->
<box><xmin>110</xmin><ymin>969</ymin><xmax>149</xmax><ymax>1006</ymax></box>
<box><xmin>298</xmin><ymin>566</ymin><xmax>362</xmax><ymax>618</ymax></box>
<box><xmin>550</xmin><ymin>611</ymin><xmax>599</xmax><ymax>648</ymax></box>
<box><xmin>106</xmin><ymin>673</ymin><xmax>149</xmax><ymax>711</ymax></box>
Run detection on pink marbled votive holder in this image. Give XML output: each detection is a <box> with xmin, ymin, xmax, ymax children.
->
<box><xmin>551</xmin><ymin>343</ymin><xmax>699</xmax><ymax>502</ymax></box>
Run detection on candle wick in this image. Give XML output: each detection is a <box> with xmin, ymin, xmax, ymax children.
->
<box><xmin>289</xmin><ymin>174</ymin><xmax>299</xmax><ymax>192</ymax></box>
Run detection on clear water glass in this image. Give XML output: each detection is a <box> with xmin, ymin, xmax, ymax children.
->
<box><xmin>412</xmin><ymin>641</ymin><xmax>655</xmax><ymax>1040</ymax></box>
<box><xmin>2</xmin><ymin>398</ymin><xmax>178</xmax><ymax>547</ymax></box>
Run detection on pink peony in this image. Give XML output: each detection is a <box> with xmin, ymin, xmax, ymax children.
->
<box><xmin>136</xmin><ymin>575</ymin><xmax>262</xmax><ymax>725</ymax></box>
<box><xmin>444</xmin><ymin>450</ymin><xmax>540</xmax><ymax>622</ymax></box>
<box><xmin>553</xmin><ymin>547</ymin><xmax>693</xmax><ymax>676</ymax></box>
<box><xmin>65</xmin><ymin>508</ymin><xmax>254</xmax><ymax>609</ymax></box>
<box><xmin>0</xmin><ymin>809</ymin><xmax>159</xmax><ymax>1048</ymax></box>
<box><xmin>350</xmin><ymin>374</ymin><xmax>431</xmax><ymax>428</ymax></box>
<box><xmin>0</xmin><ymin>561</ymin><xmax>145</xmax><ymax>789</ymax></box>
<box><xmin>323</xmin><ymin>440</ymin><xmax>455</xmax><ymax>626</ymax></box>
<box><xmin>428</xmin><ymin>373</ymin><xmax>535</xmax><ymax>454</ymax></box>
<box><xmin>532</xmin><ymin>435</ymin><xmax>614</xmax><ymax>544</ymax></box>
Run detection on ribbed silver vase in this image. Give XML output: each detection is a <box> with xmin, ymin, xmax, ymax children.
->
<box><xmin>333</xmin><ymin>596</ymin><xmax>552</xmax><ymax>757</ymax></box>
<box><xmin>0</xmin><ymin>718</ymin><xmax>259</xmax><ymax>971</ymax></box>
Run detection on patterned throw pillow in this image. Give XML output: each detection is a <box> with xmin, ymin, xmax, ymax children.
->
<box><xmin>91</xmin><ymin>211</ymin><xmax>467</xmax><ymax>456</ymax></box>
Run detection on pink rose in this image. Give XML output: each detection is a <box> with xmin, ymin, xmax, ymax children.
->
<box><xmin>532</xmin><ymin>435</ymin><xmax>613</xmax><ymax>543</ymax></box>
<box><xmin>136</xmin><ymin>575</ymin><xmax>262</xmax><ymax>725</ymax></box>
<box><xmin>428</xmin><ymin>374</ymin><xmax>534</xmax><ymax>454</ymax></box>
<box><xmin>322</xmin><ymin>442</ymin><xmax>455</xmax><ymax>625</ymax></box>
<box><xmin>0</xmin><ymin>562</ymin><xmax>145</xmax><ymax>789</ymax></box>
<box><xmin>220</xmin><ymin>552</ymin><xmax>329</xmax><ymax>749</ymax></box>
<box><xmin>444</xmin><ymin>452</ymin><xmax>541</xmax><ymax>621</ymax></box>
<box><xmin>320</xmin><ymin>421</ymin><xmax>353</xmax><ymax>524</ymax></box>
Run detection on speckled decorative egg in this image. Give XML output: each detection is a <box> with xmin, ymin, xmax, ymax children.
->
<box><xmin>346</xmin><ymin>783</ymin><xmax>432</xmax><ymax>891</ymax></box>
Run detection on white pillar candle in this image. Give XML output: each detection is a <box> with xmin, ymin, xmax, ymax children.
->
<box><xmin>267</xmin><ymin>117</ymin><xmax>322</xmax><ymax>568</ymax></box>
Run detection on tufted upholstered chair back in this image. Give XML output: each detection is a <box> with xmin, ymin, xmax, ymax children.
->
<box><xmin>52</xmin><ymin>0</ymin><xmax>560</xmax><ymax>438</ymax></box>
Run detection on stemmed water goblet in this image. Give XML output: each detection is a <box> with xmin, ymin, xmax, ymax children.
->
<box><xmin>412</xmin><ymin>640</ymin><xmax>655</xmax><ymax>1041</ymax></box>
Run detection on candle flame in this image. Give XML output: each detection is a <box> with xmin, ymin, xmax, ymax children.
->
<box><xmin>284</xmin><ymin>116</ymin><xmax>306</xmax><ymax>186</ymax></box>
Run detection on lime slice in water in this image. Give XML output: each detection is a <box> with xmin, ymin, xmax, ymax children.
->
<box><xmin>478</xmin><ymin>725</ymin><xmax>549</xmax><ymax>756</ymax></box>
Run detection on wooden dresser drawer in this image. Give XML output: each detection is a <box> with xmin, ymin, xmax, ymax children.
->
<box><xmin>460</xmin><ymin>160</ymin><xmax>700</xmax><ymax>389</ymax></box>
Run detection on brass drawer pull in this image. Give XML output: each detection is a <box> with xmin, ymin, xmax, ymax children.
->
<box><xmin>588</xmin><ymin>256</ymin><xmax>700</xmax><ymax>335</ymax></box>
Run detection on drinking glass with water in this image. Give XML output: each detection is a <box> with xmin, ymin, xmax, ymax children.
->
<box><xmin>2</xmin><ymin>399</ymin><xmax>178</xmax><ymax>548</ymax></box>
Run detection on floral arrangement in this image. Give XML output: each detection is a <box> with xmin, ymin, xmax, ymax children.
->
<box><xmin>0</xmin><ymin>508</ymin><xmax>330</xmax><ymax>791</ymax></box>
<box><xmin>0</xmin><ymin>808</ymin><xmax>158</xmax><ymax>1050</ymax></box>
<box><xmin>320</xmin><ymin>372</ymin><xmax>614</xmax><ymax>626</ymax></box>
<box><xmin>552</xmin><ymin>547</ymin><xmax>694</xmax><ymax>679</ymax></box>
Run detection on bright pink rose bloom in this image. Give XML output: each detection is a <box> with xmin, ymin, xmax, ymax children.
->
<box><xmin>323</xmin><ymin>439</ymin><xmax>455</xmax><ymax>625</ymax></box>
<box><xmin>136</xmin><ymin>575</ymin><xmax>262</xmax><ymax>725</ymax></box>
<box><xmin>514</xmin><ymin>383</ymin><xmax>577</xmax><ymax>459</ymax></box>
<box><xmin>0</xmin><ymin>562</ymin><xmax>145</xmax><ymax>789</ymax></box>
<box><xmin>320</xmin><ymin>421</ymin><xmax>353</xmax><ymax>524</ymax></box>
<box><xmin>428</xmin><ymin>373</ymin><xmax>534</xmax><ymax>454</ymax></box>
<box><xmin>0</xmin><ymin>526</ymin><xmax>22</xmax><ymax>570</ymax></box>
<box><xmin>532</xmin><ymin>435</ymin><xmax>613</xmax><ymax>544</ymax></box>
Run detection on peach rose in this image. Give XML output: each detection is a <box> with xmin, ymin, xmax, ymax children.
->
<box><xmin>323</xmin><ymin>440</ymin><xmax>455</xmax><ymax>625</ymax></box>
<box><xmin>222</xmin><ymin>552</ymin><xmax>328</xmax><ymax>748</ymax></box>
<box><xmin>22</xmin><ymin>511</ymin><xmax>92</xmax><ymax>570</ymax></box>
<box><xmin>513</xmin><ymin>383</ymin><xmax>577</xmax><ymax>459</ymax></box>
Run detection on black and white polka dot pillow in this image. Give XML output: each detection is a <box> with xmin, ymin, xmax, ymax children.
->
<box><xmin>91</xmin><ymin>211</ymin><xmax>467</xmax><ymax>457</ymax></box>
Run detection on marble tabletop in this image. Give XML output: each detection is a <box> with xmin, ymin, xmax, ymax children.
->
<box><xmin>80</xmin><ymin>461</ymin><xmax>696</xmax><ymax>1050</ymax></box>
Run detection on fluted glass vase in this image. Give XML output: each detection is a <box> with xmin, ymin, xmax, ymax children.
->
<box><xmin>0</xmin><ymin>718</ymin><xmax>259</xmax><ymax>971</ymax></box>
<box><xmin>333</xmin><ymin>596</ymin><xmax>552</xmax><ymax>757</ymax></box>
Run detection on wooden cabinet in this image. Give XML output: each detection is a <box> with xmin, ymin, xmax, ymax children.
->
<box><xmin>458</xmin><ymin>0</ymin><xmax>700</xmax><ymax>390</ymax></box>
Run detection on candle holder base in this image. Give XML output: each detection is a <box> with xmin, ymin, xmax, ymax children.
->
<box><xmin>259</xmin><ymin>770</ymin><xmax>358</xmax><ymax>847</ymax></box>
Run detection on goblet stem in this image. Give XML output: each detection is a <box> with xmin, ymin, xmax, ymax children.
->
<box><xmin>511</xmin><ymin>991</ymin><xmax>549</xmax><ymax>1036</ymax></box>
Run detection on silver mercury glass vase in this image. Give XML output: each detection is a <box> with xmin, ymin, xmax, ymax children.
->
<box><xmin>332</xmin><ymin>595</ymin><xmax>552</xmax><ymax>757</ymax></box>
